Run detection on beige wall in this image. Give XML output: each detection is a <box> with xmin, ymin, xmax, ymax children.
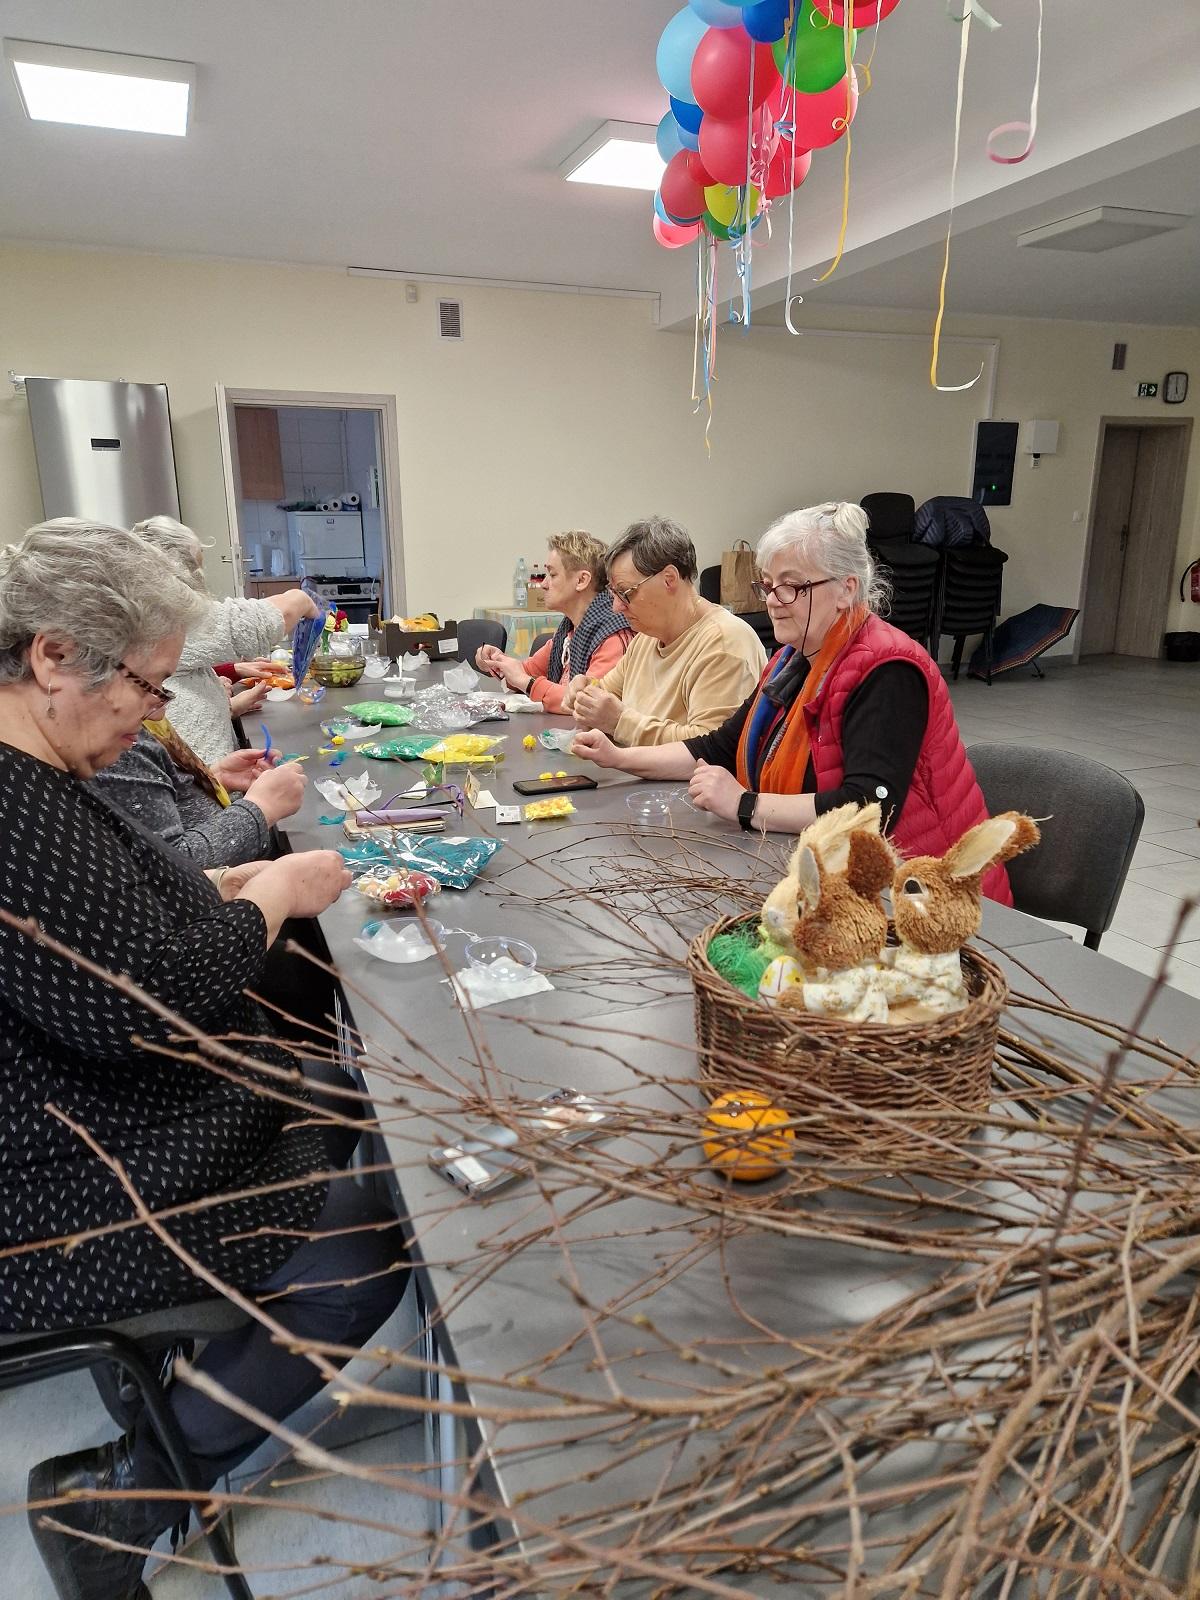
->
<box><xmin>1</xmin><ymin>242</ymin><xmax>1196</xmax><ymax>651</ymax></box>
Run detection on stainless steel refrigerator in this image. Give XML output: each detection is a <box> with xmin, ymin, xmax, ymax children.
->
<box><xmin>25</xmin><ymin>377</ymin><xmax>181</xmax><ymax>526</ymax></box>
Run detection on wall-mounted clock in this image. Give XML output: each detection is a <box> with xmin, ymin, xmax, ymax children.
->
<box><xmin>1164</xmin><ymin>371</ymin><xmax>1189</xmax><ymax>404</ymax></box>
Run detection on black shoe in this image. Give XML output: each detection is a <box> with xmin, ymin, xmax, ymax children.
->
<box><xmin>27</xmin><ymin>1436</ymin><xmax>161</xmax><ymax>1600</ymax></box>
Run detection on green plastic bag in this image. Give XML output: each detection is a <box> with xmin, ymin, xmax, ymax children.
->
<box><xmin>358</xmin><ymin>734</ymin><xmax>442</xmax><ymax>761</ymax></box>
<box><xmin>344</xmin><ymin>701</ymin><xmax>416</xmax><ymax>728</ymax></box>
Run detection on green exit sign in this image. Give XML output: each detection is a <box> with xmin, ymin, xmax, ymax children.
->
<box><xmin>1138</xmin><ymin>381</ymin><xmax>1159</xmax><ymax>397</ymax></box>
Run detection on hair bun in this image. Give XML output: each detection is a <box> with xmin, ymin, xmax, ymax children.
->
<box><xmin>830</xmin><ymin>502</ymin><xmax>869</xmax><ymax>543</ymax></box>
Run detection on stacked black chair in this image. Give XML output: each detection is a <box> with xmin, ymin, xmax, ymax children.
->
<box><xmin>870</xmin><ymin>540</ymin><xmax>941</xmax><ymax>653</ymax></box>
<box><xmin>698</xmin><ymin>565</ymin><xmax>722</xmax><ymax>603</ymax></box>
<box><xmin>860</xmin><ymin>492</ymin><xmax>916</xmax><ymax>542</ymax></box>
<box><xmin>932</xmin><ymin>545</ymin><xmax>1008</xmax><ymax>683</ymax></box>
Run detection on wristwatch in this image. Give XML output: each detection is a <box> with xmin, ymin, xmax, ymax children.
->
<box><xmin>737</xmin><ymin>790</ymin><xmax>759</xmax><ymax>832</ymax></box>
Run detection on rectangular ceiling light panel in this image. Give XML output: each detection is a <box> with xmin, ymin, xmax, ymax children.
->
<box><xmin>562</xmin><ymin>120</ymin><xmax>664</xmax><ymax>191</ymax></box>
<box><xmin>1017</xmin><ymin>206</ymin><xmax>1191</xmax><ymax>253</ymax></box>
<box><xmin>4</xmin><ymin>38</ymin><xmax>194</xmax><ymax>136</ymax></box>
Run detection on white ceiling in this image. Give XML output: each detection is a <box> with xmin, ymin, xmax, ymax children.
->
<box><xmin>0</xmin><ymin>0</ymin><xmax>1198</xmax><ymax>329</ymax></box>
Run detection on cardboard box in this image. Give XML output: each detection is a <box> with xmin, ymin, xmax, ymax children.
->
<box><xmin>525</xmin><ymin>587</ymin><xmax>547</xmax><ymax>612</ymax></box>
<box><xmin>370</xmin><ymin>616</ymin><xmax>460</xmax><ymax>661</ymax></box>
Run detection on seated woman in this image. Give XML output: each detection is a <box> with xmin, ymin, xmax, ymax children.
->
<box><xmin>565</xmin><ymin>517</ymin><xmax>766</xmax><ymax>745</ymax></box>
<box><xmin>132</xmin><ymin>515</ymin><xmax>321</xmax><ymax>764</ymax></box>
<box><xmin>0</xmin><ymin>522</ymin><xmax>407</xmax><ymax>1600</ymax></box>
<box><xmin>573</xmin><ymin>502</ymin><xmax>1012</xmax><ymax>903</ymax></box>
<box><xmin>89</xmin><ymin>716</ymin><xmax>307</xmax><ymax>867</ymax></box>
<box><xmin>475</xmin><ymin>530</ymin><xmax>631</xmax><ymax>712</ymax></box>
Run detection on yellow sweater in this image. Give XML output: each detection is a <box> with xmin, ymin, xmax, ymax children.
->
<box><xmin>599</xmin><ymin>602</ymin><xmax>767</xmax><ymax>746</ymax></box>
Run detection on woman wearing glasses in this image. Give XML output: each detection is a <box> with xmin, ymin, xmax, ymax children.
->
<box><xmin>0</xmin><ymin>522</ymin><xmax>406</xmax><ymax>1600</ymax></box>
<box><xmin>574</xmin><ymin>502</ymin><xmax>1010</xmax><ymax>902</ymax></box>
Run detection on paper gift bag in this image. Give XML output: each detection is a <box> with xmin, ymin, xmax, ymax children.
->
<box><xmin>720</xmin><ymin>541</ymin><xmax>758</xmax><ymax>614</ymax></box>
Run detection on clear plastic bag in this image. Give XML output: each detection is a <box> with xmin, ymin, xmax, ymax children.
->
<box><xmin>443</xmin><ymin>662</ymin><xmax>480</xmax><ymax>694</ymax></box>
<box><xmin>339</xmin><ymin>832</ymin><xmax>503</xmax><ymax>889</ymax></box>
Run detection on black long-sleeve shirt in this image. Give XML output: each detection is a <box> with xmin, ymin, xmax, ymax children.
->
<box><xmin>685</xmin><ymin>660</ymin><xmax>928</xmax><ymax>826</ymax></box>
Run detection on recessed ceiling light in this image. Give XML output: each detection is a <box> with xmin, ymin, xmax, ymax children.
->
<box><xmin>561</xmin><ymin>121</ymin><xmax>664</xmax><ymax>191</ymax></box>
<box><xmin>1017</xmin><ymin>206</ymin><xmax>1191</xmax><ymax>253</ymax></box>
<box><xmin>4</xmin><ymin>38</ymin><xmax>194</xmax><ymax>136</ymax></box>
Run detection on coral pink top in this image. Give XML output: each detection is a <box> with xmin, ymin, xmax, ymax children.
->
<box><xmin>521</xmin><ymin>631</ymin><xmax>632</xmax><ymax>714</ymax></box>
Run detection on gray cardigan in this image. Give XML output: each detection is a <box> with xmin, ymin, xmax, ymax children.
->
<box><xmin>89</xmin><ymin>729</ymin><xmax>271</xmax><ymax>868</ymax></box>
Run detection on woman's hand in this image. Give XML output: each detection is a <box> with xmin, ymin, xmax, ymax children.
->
<box><xmin>572</xmin><ymin>683</ymin><xmax>622</xmax><ymax>735</ymax></box>
<box><xmin>216</xmin><ymin>859</ymin><xmax>271</xmax><ymax>900</ymax></box>
<box><xmin>571</xmin><ymin>729</ymin><xmax>625</xmax><ymax>770</ymax></box>
<box><xmin>270</xmin><ymin>850</ymin><xmax>352</xmax><ymax>917</ymax></box>
<box><xmin>244</xmin><ymin>762</ymin><xmax>308</xmax><ymax>824</ymax></box>
<box><xmin>267</xmin><ymin>589</ymin><xmax>321</xmax><ymax>630</ymax></box>
<box><xmin>213</xmin><ymin>748</ymin><xmax>274</xmax><ymax>793</ymax></box>
<box><xmin>561</xmin><ymin>674</ymin><xmax>587</xmax><ymax>713</ymax></box>
<box><xmin>688</xmin><ymin>760</ymin><xmax>746</xmax><ymax>822</ymax></box>
<box><xmin>233</xmin><ymin>658</ymin><xmax>276</xmax><ymax>682</ymax></box>
<box><xmin>230</xmin><ymin>681</ymin><xmax>271</xmax><ymax>718</ymax></box>
<box><xmin>477</xmin><ymin>645</ymin><xmax>528</xmax><ymax>690</ymax></box>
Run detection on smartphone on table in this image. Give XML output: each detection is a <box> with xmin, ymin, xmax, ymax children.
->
<box><xmin>512</xmin><ymin>775</ymin><xmax>598</xmax><ymax>796</ymax></box>
<box><xmin>429</xmin><ymin>1087</ymin><xmax>616</xmax><ymax>1198</ymax></box>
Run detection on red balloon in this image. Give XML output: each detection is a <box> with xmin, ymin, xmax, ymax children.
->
<box><xmin>698</xmin><ymin>104</ymin><xmax>779</xmax><ymax>187</ymax></box>
<box><xmin>653</xmin><ymin>215</ymin><xmax>702</xmax><ymax>249</ymax></box>
<box><xmin>690</xmin><ymin>26</ymin><xmax>780</xmax><ymax>120</ymax></box>
<box><xmin>659</xmin><ymin>149</ymin><xmax>709</xmax><ymax>222</ymax></box>
<box><xmin>789</xmin><ymin>70</ymin><xmax>859</xmax><ymax>149</ymax></box>
<box><xmin>811</xmin><ymin>0</ymin><xmax>901</xmax><ymax>25</ymax></box>
<box><xmin>762</xmin><ymin>140</ymin><xmax>813</xmax><ymax>198</ymax></box>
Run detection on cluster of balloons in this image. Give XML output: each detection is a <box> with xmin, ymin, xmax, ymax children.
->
<box><xmin>652</xmin><ymin>0</ymin><xmax>901</xmax><ymax>250</ymax></box>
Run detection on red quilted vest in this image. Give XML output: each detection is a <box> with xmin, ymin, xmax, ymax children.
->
<box><xmin>803</xmin><ymin>615</ymin><xmax>1012</xmax><ymax>905</ymax></box>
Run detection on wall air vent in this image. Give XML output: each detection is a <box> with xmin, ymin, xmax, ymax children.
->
<box><xmin>438</xmin><ymin>299</ymin><xmax>463</xmax><ymax>340</ymax></box>
<box><xmin>1017</xmin><ymin>207</ymin><xmax>1191</xmax><ymax>254</ymax></box>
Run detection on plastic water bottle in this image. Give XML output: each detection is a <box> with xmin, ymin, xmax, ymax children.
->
<box><xmin>513</xmin><ymin>557</ymin><xmax>528</xmax><ymax>608</ymax></box>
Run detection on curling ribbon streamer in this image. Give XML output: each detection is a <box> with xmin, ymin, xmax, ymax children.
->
<box><xmin>948</xmin><ymin>0</ymin><xmax>1000</xmax><ymax>28</ymax></box>
<box><xmin>986</xmin><ymin>0</ymin><xmax>1042</xmax><ymax>164</ymax></box>
<box><xmin>814</xmin><ymin>10</ymin><xmax>857</xmax><ymax>284</ymax></box>
<box><xmin>929</xmin><ymin>5</ymin><xmax>984</xmax><ymax>392</ymax></box>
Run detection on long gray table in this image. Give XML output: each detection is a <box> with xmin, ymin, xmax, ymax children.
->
<box><xmin>264</xmin><ymin>675</ymin><xmax>1200</xmax><ymax>1596</ymax></box>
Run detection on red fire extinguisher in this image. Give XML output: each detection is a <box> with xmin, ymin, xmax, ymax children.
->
<box><xmin>1181</xmin><ymin>558</ymin><xmax>1200</xmax><ymax>603</ymax></box>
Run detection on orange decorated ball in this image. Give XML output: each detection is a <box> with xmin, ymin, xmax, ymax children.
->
<box><xmin>703</xmin><ymin>1091</ymin><xmax>794</xmax><ymax>1182</ymax></box>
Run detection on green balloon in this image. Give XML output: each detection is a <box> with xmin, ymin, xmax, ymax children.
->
<box><xmin>773</xmin><ymin>1</ymin><xmax>856</xmax><ymax>94</ymax></box>
<box><xmin>703</xmin><ymin>210</ymin><xmax>732</xmax><ymax>242</ymax></box>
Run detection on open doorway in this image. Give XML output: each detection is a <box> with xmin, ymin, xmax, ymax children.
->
<box><xmin>1080</xmin><ymin>417</ymin><xmax>1192</xmax><ymax>657</ymax></box>
<box><xmin>215</xmin><ymin>386</ymin><xmax>406</xmax><ymax>621</ymax></box>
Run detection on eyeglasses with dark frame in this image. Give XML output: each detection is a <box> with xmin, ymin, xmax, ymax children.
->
<box><xmin>115</xmin><ymin>661</ymin><xmax>176</xmax><ymax>709</ymax></box>
<box><xmin>751</xmin><ymin>577</ymin><xmax>836</xmax><ymax>607</ymax></box>
<box><xmin>607</xmin><ymin>570</ymin><xmax>664</xmax><ymax>607</ymax></box>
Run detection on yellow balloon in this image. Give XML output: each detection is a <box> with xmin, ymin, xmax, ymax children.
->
<box><xmin>703</xmin><ymin>183</ymin><xmax>761</xmax><ymax>228</ymax></box>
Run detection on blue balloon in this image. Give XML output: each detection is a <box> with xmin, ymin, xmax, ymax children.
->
<box><xmin>743</xmin><ymin>0</ymin><xmax>789</xmax><ymax>43</ymax></box>
<box><xmin>670</xmin><ymin>94</ymin><xmax>704</xmax><ymax>134</ymax></box>
<box><xmin>688</xmin><ymin>0</ymin><xmax>746</xmax><ymax>25</ymax></box>
<box><xmin>656</xmin><ymin>112</ymin><xmax>684</xmax><ymax>165</ymax></box>
<box><xmin>655</xmin><ymin>7</ymin><xmax>709</xmax><ymax>104</ymax></box>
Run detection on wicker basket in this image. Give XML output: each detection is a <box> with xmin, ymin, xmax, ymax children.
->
<box><xmin>687</xmin><ymin>914</ymin><xmax>1007</xmax><ymax>1163</ymax></box>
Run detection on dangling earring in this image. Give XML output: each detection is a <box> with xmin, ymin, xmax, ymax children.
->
<box><xmin>45</xmin><ymin>678</ymin><xmax>56</xmax><ymax>720</ymax></box>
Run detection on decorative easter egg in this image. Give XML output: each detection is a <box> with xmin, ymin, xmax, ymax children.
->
<box><xmin>703</xmin><ymin>1090</ymin><xmax>794</xmax><ymax>1181</ymax></box>
<box><xmin>758</xmin><ymin>954</ymin><xmax>803</xmax><ymax>1003</ymax></box>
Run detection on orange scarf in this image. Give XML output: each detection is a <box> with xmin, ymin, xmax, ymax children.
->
<box><xmin>735</xmin><ymin>612</ymin><xmax>860</xmax><ymax>793</ymax></box>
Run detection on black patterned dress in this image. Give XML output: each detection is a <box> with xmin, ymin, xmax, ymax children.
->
<box><xmin>0</xmin><ymin>744</ymin><xmax>327</xmax><ymax>1330</ymax></box>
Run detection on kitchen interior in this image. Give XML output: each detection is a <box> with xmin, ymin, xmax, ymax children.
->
<box><xmin>235</xmin><ymin>403</ymin><xmax>390</xmax><ymax>623</ymax></box>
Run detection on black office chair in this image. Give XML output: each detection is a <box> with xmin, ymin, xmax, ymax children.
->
<box><xmin>740</xmin><ymin>610</ymin><xmax>778</xmax><ymax>654</ymax></box>
<box><xmin>967</xmin><ymin>744</ymin><xmax>1145</xmax><ymax>950</ymax></box>
<box><xmin>529</xmin><ymin>631</ymin><xmax>556</xmax><ymax>656</ymax></box>
<box><xmin>698</xmin><ymin>565</ymin><xmax>722</xmax><ymax>603</ymax></box>
<box><xmin>2</xmin><ymin>1298</ymin><xmax>254</xmax><ymax>1599</ymax></box>
<box><xmin>871</xmin><ymin>541</ymin><xmax>940</xmax><ymax>652</ymax></box>
<box><xmin>932</xmin><ymin>545</ymin><xmax>1008</xmax><ymax>682</ymax></box>
<box><xmin>860</xmin><ymin>492</ymin><xmax>915</xmax><ymax>542</ymax></box>
<box><xmin>456</xmin><ymin>619</ymin><xmax>506</xmax><ymax>664</ymax></box>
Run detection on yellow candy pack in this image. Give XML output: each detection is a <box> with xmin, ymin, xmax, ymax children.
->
<box><xmin>523</xmin><ymin>796</ymin><xmax>576</xmax><ymax>821</ymax></box>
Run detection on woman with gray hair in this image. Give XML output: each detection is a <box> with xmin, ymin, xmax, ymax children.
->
<box><xmin>0</xmin><ymin>522</ymin><xmax>406</xmax><ymax>1600</ymax></box>
<box><xmin>132</xmin><ymin>515</ymin><xmax>320</xmax><ymax>763</ymax></box>
<box><xmin>574</xmin><ymin>501</ymin><xmax>1011</xmax><ymax>902</ymax></box>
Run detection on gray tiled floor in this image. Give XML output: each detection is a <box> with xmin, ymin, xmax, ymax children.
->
<box><xmin>949</xmin><ymin>653</ymin><xmax>1200</xmax><ymax>998</ymax></box>
<box><xmin>3</xmin><ymin>654</ymin><xmax>1198</xmax><ymax>1597</ymax></box>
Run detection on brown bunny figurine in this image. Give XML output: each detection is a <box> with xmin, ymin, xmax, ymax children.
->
<box><xmin>760</xmin><ymin>828</ymin><xmax>898</xmax><ymax>1023</ymax></box>
<box><xmin>881</xmin><ymin>812</ymin><xmax>1040</xmax><ymax>1025</ymax></box>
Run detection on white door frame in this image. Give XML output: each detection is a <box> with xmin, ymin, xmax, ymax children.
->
<box><xmin>214</xmin><ymin>385</ymin><xmax>406</xmax><ymax>614</ymax></box>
